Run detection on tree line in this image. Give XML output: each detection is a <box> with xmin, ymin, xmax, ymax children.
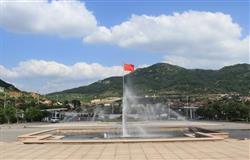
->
<box><xmin>0</xmin><ymin>105</ymin><xmax>49</xmax><ymax>124</ymax></box>
<box><xmin>0</xmin><ymin>95</ymin><xmax>58</xmax><ymax>124</ymax></box>
<box><xmin>196</xmin><ymin>98</ymin><xmax>250</xmax><ymax>122</ymax></box>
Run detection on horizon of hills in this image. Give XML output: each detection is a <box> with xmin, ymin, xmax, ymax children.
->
<box><xmin>0</xmin><ymin>63</ymin><xmax>249</xmax><ymax>102</ymax></box>
<box><xmin>47</xmin><ymin>63</ymin><xmax>250</xmax><ymax>102</ymax></box>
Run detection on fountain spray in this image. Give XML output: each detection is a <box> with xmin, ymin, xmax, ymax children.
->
<box><xmin>122</xmin><ymin>64</ymin><xmax>135</xmax><ymax>137</ymax></box>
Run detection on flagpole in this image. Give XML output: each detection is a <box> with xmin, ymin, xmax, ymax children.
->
<box><xmin>122</xmin><ymin>62</ymin><xmax>124</xmax><ymax>92</ymax></box>
<box><xmin>122</xmin><ymin>63</ymin><xmax>134</xmax><ymax>137</ymax></box>
<box><xmin>122</xmin><ymin>63</ymin><xmax>125</xmax><ymax>136</ymax></box>
<box><xmin>122</xmin><ymin>62</ymin><xmax>125</xmax><ymax>102</ymax></box>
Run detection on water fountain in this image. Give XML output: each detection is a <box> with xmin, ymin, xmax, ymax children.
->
<box><xmin>19</xmin><ymin>79</ymin><xmax>227</xmax><ymax>143</ymax></box>
<box><xmin>92</xmin><ymin>106</ymin><xmax>105</xmax><ymax>121</ymax></box>
<box><xmin>122</xmin><ymin>82</ymin><xmax>186</xmax><ymax>138</ymax></box>
<box><xmin>18</xmin><ymin>66</ymin><xmax>229</xmax><ymax>144</ymax></box>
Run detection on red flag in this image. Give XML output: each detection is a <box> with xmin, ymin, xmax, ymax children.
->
<box><xmin>123</xmin><ymin>64</ymin><xmax>135</xmax><ymax>72</ymax></box>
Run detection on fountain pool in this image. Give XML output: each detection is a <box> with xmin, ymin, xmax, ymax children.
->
<box><xmin>17</xmin><ymin>81</ymin><xmax>229</xmax><ymax>144</ymax></box>
<box><xmin>53</xmin><ymin>125</ymin><xmax>189</xmax><ymax>140</ymax></box>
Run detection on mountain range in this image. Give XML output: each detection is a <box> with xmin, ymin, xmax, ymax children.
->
<box><xmin>47</xmin><ymin>63</ymin><xmax>250</xmax><ymax>102</ymax></box>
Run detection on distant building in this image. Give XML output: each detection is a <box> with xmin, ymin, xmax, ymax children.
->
<box><xmin>41</xmin><ymin>108</ymin><xmax>68</xmax><ymax>122</ymax></box>
<box><xmin>40</xmin><ymin>100</ymin><xmax>52</xmax><ymax>105</ymax></box>
<box><xmin>91</xmin><ymin>97</ymin><xmax>121</xmax><ymax>105</ymax></box>
<box><xmin>91</xmin><ymin>99</ymin><xmax>101</xmax><ymax>104</ymax></box>
<box><xmin>53</xmin><ymin>101</ymin><xmax>63</xmax><ymax>106</ymax></box>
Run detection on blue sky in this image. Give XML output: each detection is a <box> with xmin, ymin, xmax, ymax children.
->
<box><xmin>0</xmin><ymin>0</ymin><xmax>249</xmax><ymax>93</ymax></box>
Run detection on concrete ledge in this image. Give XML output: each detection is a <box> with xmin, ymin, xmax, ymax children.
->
<box><xmin>195</xmin><ymin>132</ymin><xmax>214</xmax><ymax>138</ymax></box>
<box><xmin>17</xmin><ymin>129</ymin><xmax>55</xmax><ymax>141</ymax></box>
<box><xmin>22</xmin><ymin>136</ymin><xmax>224</xmax><ymax>144</ymax></box>
<box><xmin>210</xmin><ymin>132</ymin><xmax>230</xmax><ymax>138</ymax></box>
<box><xmin>18</xmin><ymin>126</ymin><xmax>227</xmax><ymax>144</ymax></box>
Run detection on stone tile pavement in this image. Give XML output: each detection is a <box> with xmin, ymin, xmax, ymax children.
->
<box><xmin>0</xmin><ymin>140</ymin><xmax>249</xmax><ymax>160</ymax></box>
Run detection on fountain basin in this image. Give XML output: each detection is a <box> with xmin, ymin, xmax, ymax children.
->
<box><xmin>55</xmin><ymin>127</ymin><xmax>188</xmax><ymax>140</ymax></box>
<box><xmin>18</xmin><ymin>123</ymin><xmax>227</xmax><ymax>144</ymax></box>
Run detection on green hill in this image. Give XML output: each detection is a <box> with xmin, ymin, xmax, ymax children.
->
<box><xmin>48</xmin><ymin>63</ymin><xmax>250</xmax><ymax>102</ymax></box>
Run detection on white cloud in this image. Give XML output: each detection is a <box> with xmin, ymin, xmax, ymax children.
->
<box><xmin>84</xmin><ymin>11</ymin><xmax>249</xmax><ymax>69</ymax></box>
<box><xmin>0</xmin><ymin>0</ymin><xmax>98</xmax><ymax>37</ymax></box>
<box><xmin>137</xmin><ymin>64</ymin><xmax>150</xmax><ymax>69</ymax></box>
<box><xmin>0</xmin><ymin>60</ymin><xmax>124</xmax><ymax>93</ymax></box>
<box><xmin>0</xmin><ymin>2</ymin><xmax>248</xmax><ymax>68</ymax></box>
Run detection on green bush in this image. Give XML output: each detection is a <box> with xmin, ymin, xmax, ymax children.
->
<box><xmin>5</xmin><ymin>105</ymin><xmax>16</xmax><ymax>123</ymax></box>
<box><xmin>0</xmin><ymin>107</ymin><xmax>5</xmax><ymax>123</ymax></box>
<box><xmin>197</xmin><ymin>99</ymin><xmax>250</xmax><ymax>122</ymax></box>
<box><xmin>24</xmin><ymin>107</ymin><xmax>43</xmax><ymax>122</ymax></box>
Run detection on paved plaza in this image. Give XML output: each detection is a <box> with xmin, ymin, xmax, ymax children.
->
<box><xmin>0</xmin><ymin>122</ymin><xmax>249</xmax><ymax>160</ymax></box>
<box><xmin>0</xmin><ymin>140</ymin><xmax>249</xmax><ymax>160</ymax></box>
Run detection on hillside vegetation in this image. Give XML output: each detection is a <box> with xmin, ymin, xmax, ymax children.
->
<box><xmin>48</xmin><ymin>63</ymin><xmax>250</xmax><ymax>102</ymax></box>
